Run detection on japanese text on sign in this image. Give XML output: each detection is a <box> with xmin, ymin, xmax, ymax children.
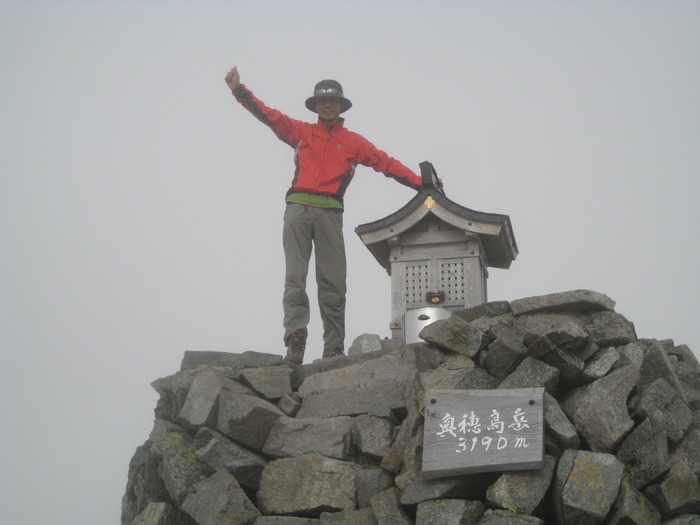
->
<box><xmin>437</xmin><ymin>407</ymin><xmax>532</xmax><ymax>453</ymax></box>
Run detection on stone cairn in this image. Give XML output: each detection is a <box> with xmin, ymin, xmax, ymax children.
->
<box><xmin>122</xmin><ymin>290</ymin><xmax>700</xmax><ymax>524</ymax></box>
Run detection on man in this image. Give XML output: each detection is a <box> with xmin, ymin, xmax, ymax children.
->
<box><xmin>224</xmin><ymin>66</ymin><xmax>423</xmax><ymax>365</ymax></box>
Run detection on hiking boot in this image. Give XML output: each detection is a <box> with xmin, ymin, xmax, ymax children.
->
<box><xmin>284</xmin><ymin>333</ymin><xmax>306</xmax><ymax>365</ymax></box>
<box><xmin>322</xmin><ymin>347</ymin><xmax>345</xmax><ymax>359</ymax></box>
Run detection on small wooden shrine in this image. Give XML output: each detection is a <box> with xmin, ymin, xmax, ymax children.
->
<box><xmin>355</xmin><ymin>162</ymin><xmax>518</xmax><ymax>344</ymax></box>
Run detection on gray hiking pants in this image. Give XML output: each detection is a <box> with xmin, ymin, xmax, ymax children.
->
<box><xmin>282</xmin><ymin>203</ymin><xmax>346</xmax><ymax>351</ymax></box>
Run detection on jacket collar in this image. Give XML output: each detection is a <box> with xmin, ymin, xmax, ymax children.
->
<box><xmin>316</xmin><ymin>116</ymin><xmax>345</xmax><ymax>130</ymax></box>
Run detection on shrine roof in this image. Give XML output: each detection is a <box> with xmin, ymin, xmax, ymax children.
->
<box><xmin>355</xmin><ymin>162</ymin><xmax>518</xmax><ymax>271</ymax></box>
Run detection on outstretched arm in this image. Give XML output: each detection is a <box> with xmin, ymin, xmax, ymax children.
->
<box><xmin>225</xmin><ymin>66</ymin><xmax>241</xmax><ymax>92</ymax></box>
<box><xmin>354</xmin><ymin>137</ymin><xmax>422</xmax><ymax>190</ymax></box>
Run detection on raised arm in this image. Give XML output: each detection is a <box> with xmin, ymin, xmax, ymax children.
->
<box><xmin>224</xmin><ymin>66</ymin><xmax>309</xmax><ymax>148</ymax></box>
<box><xmin>224</xmin><ymin>66</ymin><xmax>241</xmax><ymax>92</ymax></box>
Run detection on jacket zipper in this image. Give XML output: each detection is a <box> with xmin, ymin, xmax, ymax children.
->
<box><xmin>313</xmin><ymin>125</ymin><xmax>332</xmax><ymax>192</ymax></box>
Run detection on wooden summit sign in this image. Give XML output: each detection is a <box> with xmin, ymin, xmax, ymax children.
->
<box><xmin>422</xmin><ymin>388</ymin><xmax>545</xmax><ymax>478</ymax></box>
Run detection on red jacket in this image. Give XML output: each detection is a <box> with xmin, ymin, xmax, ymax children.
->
<box><xmin>233</xmin><ymin>85</ymin><xmax>422</xmax><ymax>204</ymax></box>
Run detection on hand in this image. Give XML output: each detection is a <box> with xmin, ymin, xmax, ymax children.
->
<box><xmin>225</xmin><ymin>66</ymin><xmax>241</xmax><ymax>92</ymax></box>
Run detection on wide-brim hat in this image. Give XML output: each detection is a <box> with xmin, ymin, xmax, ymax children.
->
<box><xmin>305</xmin><ymin>79</ymin><xmax>352</xmax><ymax>113</ymax></box>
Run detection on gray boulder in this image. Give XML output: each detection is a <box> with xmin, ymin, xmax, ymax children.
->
<box><xmin>297</xmin><ymin>381</ymin><xmax>409</xmax><ymax>419</ymax></box>
<box><xmin>181</xmin><ymin>468</ymin><xmax>260</xmax><ymax>525</ymax></box>
<box><xmin>193</xmin><ymin>428</ymin><xmax>267</xmax><ymax>490</ymax></box>
<box><xmin>616</xmin><ymin>342</ymin><xmax>646</xmax><ymax>372</ymax></box>
<box><xmin>645</xmin><ymin>469</ymin><xmax>700</xmax><ymax>520</ymax></box>
<box><xmin>150</xmin><ymin>431</ymin><xmax>212</xmax><ymax>506</ymax></box>
<box><xmin>250</xmin><ymin>517</ymin><xmax>319</xmax><ymax>524</ymax></box>
<box><xmin>453</xmin><ymin>301</ymin><xmax>512</xmax><ymax>323</ymax></box>
<box><xmin>415</xmin><ymin>499</ymin><xmax>486</xmax><ymax>525</ymax></box>
<box><xmin>420</xmin><ymin>353</ymin><xmax>478</xmax><ymax>391</ymax></box>
<box><xmin>131</xmin><ymin>502</ymin><xmax>195</xmax><ymax>525</ymax></box>
<box><xmin>676</xmin><ymin>360</ymin><xmax>700</xmax><ymax>391</ymax></box>
<box><xmin>400</xmin><ymin>472</ymin><xmax>498</xmax><ymax>506</ymax></box>
<box><xmin>369</xmin><ymin>487</ymin><xmax>413</xmax><ymax>525</ymax></box>
<box><xmin>297</xmin><ymin>347</ymin><xmax>418</xmax><ymax>419</ymax></box>
<box><xmin>176</xmin><ymin>368</ymin><xmax>223</xmax><ymax>430</ymax></box>
<box><xmin>263</xmin><ymin>416</ymin><xmax>353</xmax><ymax>460</ymax></box>
<box><xmin>640</xmin><ymin>340</ymin><xmax>688</xmax><ymax>402</ymax></box>
<box><xmin>348</xmin><ymin>334</ymin><xmax>382</xmax><ymax>356</ymax></box>
<box><xmin>151</xmin><ymin>369</ymin><xmax>198</xmax><ymax>421</ymax></box>
<box><xmin>552</xmin><ymin>449</ymin><xmax>624</xmax><ymax>524</ymax></box>
<box><xmin>419</xmin><ymin>315</ymin><xmax>489</xmax><ymax>358</ymax></box>
<box><xmin>277</xmin><ymin>393</ymin><xmax>302</xmax><ymax>416</ymax></box>
<box><xmin>531</xmin><ymin>339</ymin><xmax>586</xmax><ymax>384</ymax></box>
<box><xmin>320</xmin><ymin>507</ymin><xmax>378</xmax><ymax>524</ymax></box>
<box><xmin>485</xmin><ymin>455</ymin><xmax>556</xmax><ymax>515</ymax></box>
<box><xmin>216</xmin><ymin>390</ymin><xmax>285</xmax><ymax>451</ymax></box>
<box><xmin>561</xmin><ymin>365</ymin><xmax>639</xmax><ymax>452</ymax></box>
<box><xmin>481</xmin><ymin>324</ymin><xmax>528</xmax><ymax>380</ymax></box>
<box><xmin>543</xmin><ymin>392</ymin><xmax>579</xmax><ymax>451</ymax></box>
<box><xmin>670</xmin><ymin>428</ymin><xmax>700</xmax><ymax>478</ymax></box>
<box><xmin>393</xmin><ymin>425</ymin><xmax>424</xmax><ymax>492</ymax></box>
<box><xmin>299</xmin><ymin>347</ymin><xmax>418</xmax><ymax>397</ymax></box>
<box><xmin>239</xmin><ymin>365</ymin><xmax>292</xmax><ymax>401</ymax></box>
<box><xmin>456</xmin><ymin>365</ymin><xmax>499</xmax><ymax>391</ymax></box>
<box><xmin>516</xmin><ymin>314</ymin><xmax>589</xmax><ymax>354</ymax></box>
<box><xmin>380</xmin><ymin>380</ymin><xmax>424</xmax><ymax>474</ymax></box>
<box><xmin>181</xmin><ymin>350</ymin><xmax>283</xmax><ymax>370</ymax></box>
<box><xmin>498</xmin><ymin>356</ymin><xmax>560</xmax><ymax>396</ymax></box>
<box><xmin>351</xmin><ymin>414</ymin><xmax>394</xmax><ymax>461</ymax></box>
<box><xmin>477</xmin><ymin>509</ymin><xmax>543</xmax><ymax>524</ymax></box>
<box><xmin>583</xmin><ymin>310</ymin><xmax>637</xmax><ymax>348</ymax></box>
<box><xmin>257</xmin><ymin>454</ymin><xmax>362</xmax><ymax>516</ymax></box>
<box><xmin>576</xmin><ymin>345</ymin><xmax>619</xmax><ymax>384</ymax></box>
<box><xmin>121</xmin><ymin>441</ymin><xmax>171</xmax><ymax>525</ymax></box>
<box><xmin>510</xmin><ymin>290</ymin><xmax>615</xmax><ymax>315</ymax></box>
<box><xmin>607</xmin><ymin>480</ymin><xmax>661</xmax><ymax>525</ymax></box>
<box><xmin>299</xmin><ymin>349</ymin><xmax>416</xmax><ymax>398</ymax></box>
<box><xmin>633</xmin><ymin>377</ymin><xmax>693</xmax><ymax>445</ymax></box>
<box><xmin>660</xmin><ymin>516</ymin><xmax>700</xmax><ymax>525</ymax></box>
<box><xmin>616</xmin><ymin>417</ymin><xmax>669</xmax><ymax>490</ymax></box>
<box><xmin>355</xmin><ymin>467</ymin><xmax>395</xmax><ymax>509</ymax></box>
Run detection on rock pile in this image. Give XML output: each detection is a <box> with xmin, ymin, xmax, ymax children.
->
<box><xmin>122</xmin><ymin>290</ymin><xmax>700</xmax><ymax>524</ymax></box>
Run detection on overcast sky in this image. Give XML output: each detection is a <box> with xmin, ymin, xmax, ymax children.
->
<box><xmin>1</xmin><ymin>1</ymin><xmax>698</xmax><ymax>523</ymax></box>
